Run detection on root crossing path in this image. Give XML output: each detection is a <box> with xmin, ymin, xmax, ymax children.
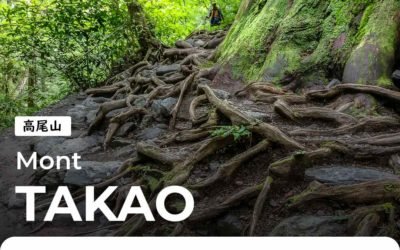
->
<box><xmin>1</xmin><ymin>29</ymin><xmax>400</xmax><ymax>239</ymax></box>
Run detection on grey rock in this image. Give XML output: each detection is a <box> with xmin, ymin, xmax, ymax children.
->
<box><xmin>82</xmin><ymin>97</ymin><xmax>101</xmax><ymax>109</ymax></box>
<box><xmin>208</xmin><ymin>161</ymin><xmax>219</xmax><ymax>172</ymax></box>
<box><xmin>47</xmin><ymin>136</ymin><xmax>102</xmax><ymax>157</ymax></box>
<box><xmin>151</xmin><ymin>97</ymin><xmax>177</xmax><ymax>118</ymax></box>
<box><xmin>67</xmin><ymin>105</ymin><xmax>88</xmax><ymax>124</ymax></box>
<box><xmin>194</xmin><ymin>40</ymin><xmax>206</xmax><ymax>47</ymax></box>
<box><xmin>243</xmin><ymin>111</ymin><xmax>268</xmax><ymax>120</ymax></box>
<box><xmin>392</xmin><ymin>70</ymin><xmax>400</xmax><ymax>89</ymax></box>
<box><xmin>197</xmin><ymin>78</ymin><xmax>212</xmax><ymax>85</ymax></box>
<box><xmin>35</xmin><ymin>137</ymin><xmax>67</xmax><ymax>156</ymax></box>
<box><xmin>327</xmin><ymin>79</ymin><xmax>342</xmax><ymax>89</ymax></box>
<box><xmin>305</xmin><ymin>166</ymin><xmax>399</xmax><ymax>185</ymax></box>
<box><xmin>7</xmin><ymin>188</ymin><xmax>25</xmax><ymax>209</ymax></box>
<box><xmin>137</xmin><ymin>127</ymin><xmax>165</xmax><ymax>141</ymax></box>
<box><xmin>215</xmin><ymin>214</ymin><xmax>243</xmax><ymax>236</ymax></box>
<box><xmin>213</xmin><ymin>89</ymin><xmax>231</xmax><ymax>100</ymax></box>
<box><xmin>39</xmin><ymin>169</ymin><xmax>66</xmax><ymax>186</ymax></box>
<box><xmin>86</xmin><ymin>109</ymin><xmax>98</xmax><ymax>125</ymax></box>
<box><xmin>115</xmin><ymin>146</ymin><xmax>136</xmax><ymax>158</ymax></box>
<box><xmin>133</xmin><ymin>95</ymin><xmax>147</xmax><ymax>108</ymax></box>
<box><xmin>64</xmin><ymin>161</ymin><xmax>122</xmax><ymax>186</ymax></box>
<box><xmin>140</xmin><ymin>69</ymin><xmax>154</xmax><ymax>78</ymax></box>
<box><xmin>270</xmin><ymin>216</ymin><xmax>347</xmax><ymax>236</ymax></box>
<box><xmin>185</xmin><ymin>39</ymin><xmax>195</xmax><ymax>46</ymax></box>
<box><xmin>343</xmin><ymin>42</ymin><xmax>394</xmax><ymax>85</ymax></box>
<box><xmin>156</xmin><ymin>64</ymin><xmax>181</xmax><ymax>76</ymax></box>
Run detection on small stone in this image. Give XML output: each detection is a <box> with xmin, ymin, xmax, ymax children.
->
<box><xmin>327</xmin><ymin>79</ymin><xmax>342</xmax><ymax>89</ymax></box>
<box><xmin>194</xmin><ymin>40</ymin><xmax>205</xmax><ymax>47</ymax></box>
<box><xmin>86</xmin><ymin>109</ymin><xmax>97</xmax><ymax>124</ymax></box>
<box><xmin>269</xmin><ymin>199</ymin><xmax>278</xmax><ymax>207</ymax></box>
<box><xmin>305</xmin><ymin>166</ymin><xmax>399</xmax><ymax>185</ymax></box>
<box><xmin>243</xmin><ymin>110</ymin><xmax>268</xmax><ymax>120</ymax></box>
<box><xmin>67</xmin><ymin>105</ymin><xmax>88</xmax><ymax>124</ymax></box>
<box><xmin>215</xmin><ymin>214</ymin><xmax>243</xmax><ymax>236</ymax></box>
<box><xmin>151</xmin><ymin>97</ymin><xmax>177</xmax><ymax>118</ymax></box>
<box><xmin>270</xmin><ymin>216</ymin><xmax>347</xmax><ymax>236</ymax></box>
<box><xmin>392</xmin><ymin>70</ymin><xmax>400</xmax><ymax>89</ymax></box>
<box><xmin>208</xmin><ymin>161</ymin><xmax>219</xmax><ymax>171</ymax></box>
<box><xmin>213</xmin><ymin>89</ymin><xmax>231</xmax><ymax>100</ymax></box>
<box><xmin>137</xmin><ymin>127</ymin><xmax>165</xmax><ymax>141</ymax></box>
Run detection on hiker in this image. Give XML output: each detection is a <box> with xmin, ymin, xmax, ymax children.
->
<box><xmin>207</xmin><ymin>3</ymin><xmax>223</xmax><ymax>26</ymax></box>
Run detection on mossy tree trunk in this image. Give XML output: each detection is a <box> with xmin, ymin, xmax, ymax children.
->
<box><xmin>217</xmin><ymin>0</ymin><xmax>400</xmax><ymax>87</ymax></box>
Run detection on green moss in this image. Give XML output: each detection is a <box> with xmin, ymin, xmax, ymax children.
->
<box><xmin>218</xmin><ymin>0</ymin><xmax>400</xmax><ymax>86</ymax></box>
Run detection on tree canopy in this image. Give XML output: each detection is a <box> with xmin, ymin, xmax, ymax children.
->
<box><xmin>0</xmin><ymin>0</ymin><xmax>241</xmax><ymax>128</ymax></box>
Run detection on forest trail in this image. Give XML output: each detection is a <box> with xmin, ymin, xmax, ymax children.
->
<box><xmin>1</xmin><ymin>29</ymin><xmax>400</xmax><ymax>239</ymax></box>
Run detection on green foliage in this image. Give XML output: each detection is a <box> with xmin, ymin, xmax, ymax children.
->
<box><xmin>0</xmin><ymin>0</ymin><xmax>241</xmax><ymax>130</ymax></box>
<box><xmin>211</xmin><ymin>125</ymin><xmax>251</xmax><ymax>141</ymax></box>
<box><xmin>138</xmin><ymin>0</ymin><xmax>241</xmax><ymax>45</ymax></box>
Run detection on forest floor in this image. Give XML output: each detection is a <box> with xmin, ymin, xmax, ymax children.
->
<box><xmin>1</xmin><ymin>29</ymin><xmax>400</xmax><ymax>241</ymax></box>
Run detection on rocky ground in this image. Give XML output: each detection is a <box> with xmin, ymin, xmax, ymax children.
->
<box><xmin>1</xmin><ymin>29</ymin><xmax>400</xmax><ymax>241</ymax></box>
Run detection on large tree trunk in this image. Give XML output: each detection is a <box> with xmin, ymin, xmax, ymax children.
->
<box><xmin>216</xmin><ymin>0</ymin><xmax>400</xmax><ymax>87</ymax></box>
<box><xmin>127</xmin><ymin>0</ymin><xmax>163</xmax><ymax>62</ymax></box>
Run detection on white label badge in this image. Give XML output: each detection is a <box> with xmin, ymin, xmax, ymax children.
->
<box><xmin>15</xmin><ymin>116</ymin><xmax>71</xmax><ymax>137</ymax></box>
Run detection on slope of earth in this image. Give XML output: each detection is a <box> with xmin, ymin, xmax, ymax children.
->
<box><xmin>1</xmin><ymin>29</ymin><xmax>400</xmax><ymax>240</ymax></box>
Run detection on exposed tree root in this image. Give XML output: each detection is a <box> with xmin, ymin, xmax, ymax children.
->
<box><xmin>189</xmin><ymin>94</ymin><xmax>208</xmax><ymax>123</ymax></box>
<box><xmin>347</xmin><ymin>203</ymin><xmax>395</xmax><ymax>236</ymax></box>
<box><xmin>188</xmin><ymin>184</ymin><xmax>263</xmax><ymax>223</ymax></box>
<box><xmin>104</xmin><ymin>107</ymin><xmax>147</xmax><ymax>149</ymax></box>
<box><xmin>288</xmin><ymin>180</ymin><xmax>400</xmax><ymax>208</ymax></box>
<box><xmin>290</xmin><ymin>116</ymin><xmax>400</xmax><ymax>136</ymax></box>
<box><xmin>274</xmin><ymin>99</ymin><xmax>357</xmax><ymax>125</ymax></box>
<box><xmin>235</xmin><ymin>82</ymin><xmax>286</xmax><ymax>97</ymax></box>
<box><xmin>87</xmin><ymin>99</ymin><xmax>127</xmax><ymax>135</ymax></box>
<box><xmin>190</xmin><ymin>140</ymin><xmax>270</xmax><ymax>189</ymax></box>
<box><xmin>350</xmin><ymin>132</ymin><xmax>400</xmax><ymax>146</ymax></box>
<box><xmin>249</xmin><ymin>176</ymin><xmax>273</xmax><ymax>236</ymax></box>
<box><xmin>163</xmin><ymin>48</ymin><xmax>204</xmax><ymax>58</ymax></box>
<box><xmin>137</xmin><ymin>141</ymin><xmax>182</xmax><ymax>167</ymax></box>
<box><xmin>307</xmin><ymin>84</ymin><xmax>400</xmax><ymax>105</ymax></box>
<box><xmin>169</xmin><ymin>73</ymin><xmax>196</xmax><ymax>129</ymax></box>
<box><xmin>269</xmin><ymin>148</ymin><xmax>332</xmax><ymax>178</ymax></box>
<box><xmin>199</xmin><ymin>84</ymin><xmax>304</xmax><ymax>150</ymax></box>
<box><xmin>164</xmin><ymin>136</ymin><xmax>233</xmax><ymax>186</ymax></box>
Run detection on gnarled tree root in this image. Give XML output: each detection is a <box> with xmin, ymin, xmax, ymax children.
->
<box><xmin>270</xmin><ymin>148</ymin><xmax>332</xmax><ymax>178</ymax></box>
<box><xmin>307</xmin><ymin>84</ymin><xmax>400</xmax><ymax>105</ymax></box>
<box><xmin>274</xmin><ymin>99</ymin><xmax>357</xmax><ymax>125</ymax></box>
<box><xmin>249</xmin><ymin>176</ymin><xmax>273</xmax><ymax>236</ymax></box>
<box><xmin>188</xmin><ymin>184</ymin><xmax>263</xmax><ymax>223</ymax></box>
<box><xmin>290</xmin><ymin>116</ymin><xmax>400</xmax><ymax>136</ymax></box>
<box><xmin>87</xmin><ymin>99</ymin><xmax>127</xmax><ymax>135</ymax></box>
<box><xmin>348</xmin><ymin>203</ymin><xmax>396</xmax><ymax>236</ymax></box>
<box><xmin>103</xmin><ymin>107</ymin><xmax>147</xmax><ymax>149</ymax></box>
<box><xmin>288</xmin><ymin>180</ymin><xmax>400</xmax><ymax>208</ymax></box>
<box><xmin>198</xmin><ymin>84</ymin><xmax>304</xmax><ymax>150</ymax></box>
<box><xmin>190</xmin><ymin>139</ymin><xmax>270</xmax><ymax>189</ymax></box>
